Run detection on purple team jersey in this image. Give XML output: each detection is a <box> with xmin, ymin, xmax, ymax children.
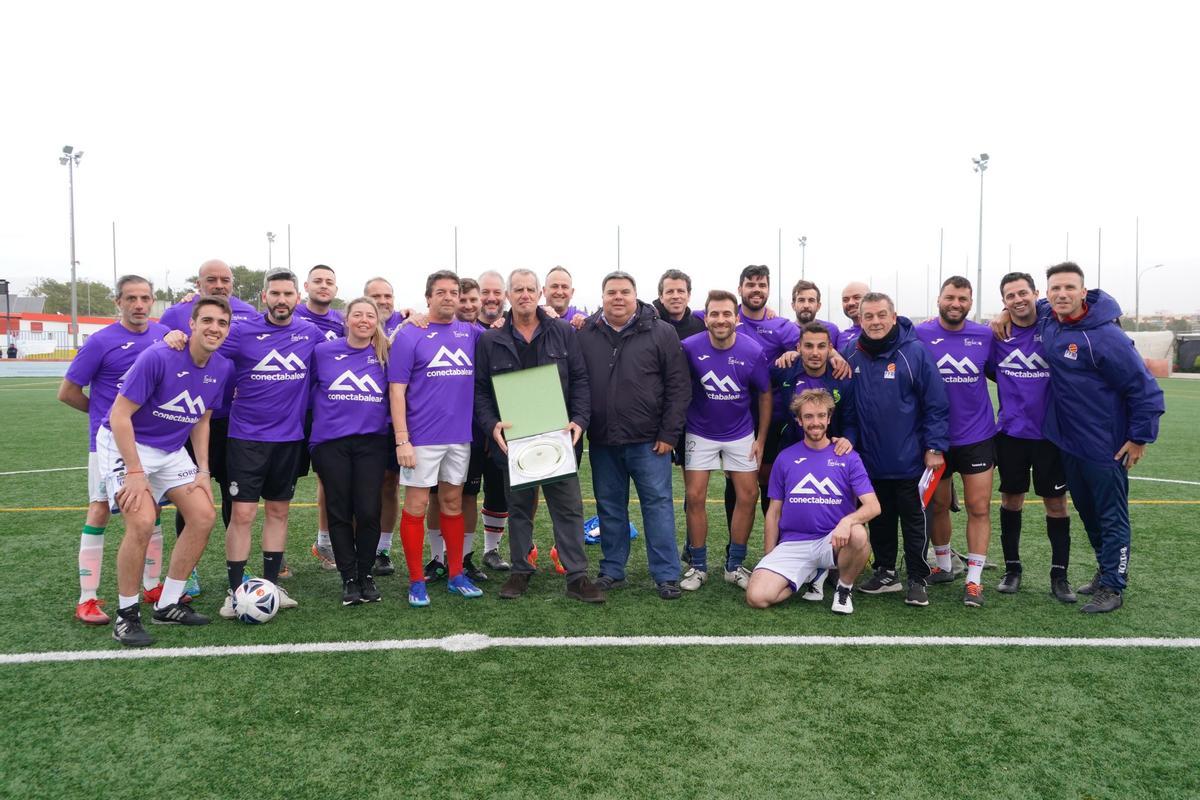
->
<box><xmin>224</xmin><ymin>313</ymin><xmax>320</xmax><ymax>441</ymax></box>
<box><xmin>768</xmin><ymin>441</ymin><xmax>874</xmax><ymax>543</ymax></box>
<box><xmin>309</xmin><ymin>339</ymin><xmax>388</xmax><ymax>448</ymax></box>
<box><xmin>993</xmin><ymin>322</ymin><xmax>1051</xmax><ymax>440</ymax></box>
<box><xmin>682</xmin><ymin>332</ymin><xmax>769</xmax><ymax>442</ymax></box>
<box><xmin>158</xmin><ymin>295</ymin><xmax>258</xmax><ymax>419</ymax></box>
<box><xmin>66</xmin><ymin>321</ymin><xmax>169</xmax><ymax>450</ymax></box>
<box><xmin>102</xmin><ymin>342</ymin><xmax>232</xmax><ymax>452</ymax></box>
<box><xmin>736</xmin><ymin>310</ymin><xmax>801</xmax><ymax>362</ymax></box>
<box><xmin>915</xmin><ymin>318</ymin><xmax>996</xmax><ymax>447</ymax></box>
<box><xmin>383</xmin><ymin>311</ymin><xmax>407</xmax><ymax>338</ymax></box>
<box><xmin>837</xmin><ymin>324</ymin><xmax>862</xmax><ymax>351</ymax></box>
<box><xmin>387</xmin><ymin>320</ymin><xmax>480</xmax><ymax>446</ymax></box>
<box><xmin>294</xmin><ymin>304</ymin><xmax>345</xmax><ymax>341</ymax></box>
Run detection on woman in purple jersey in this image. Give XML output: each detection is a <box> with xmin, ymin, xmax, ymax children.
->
<box><xmin>309</xmin><ymin>298</ymin><xmax>391</xmax><ymax>606</ymax></box>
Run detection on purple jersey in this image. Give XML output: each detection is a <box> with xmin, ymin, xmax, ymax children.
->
<box><xmin>387</xmin><ymin>320</ymin><xmax>480</xmax><ymax>446</ymax></box>
<box><xmin>837</xmin><ymin>324</ymin><xmax>862</xmax><ymax>352</ymax></box>
<box><xmin>915</xmin><ymin>318</ymin><xmax>996</xmax><ymax>447</ymax></box>
<box><xmin>65</xmin><ymin>321</ymin><xmax>169</xmax><ymax>450</ymax></box>
<box><xmin>993</xmin><ymin>322</ymin><xmax>1051</xmax><ymax>440</ymax></box>
<box><xmin>159</xmin><ymin>295</ymin><xmax>258</xmax><ymax>419</ymax></box>
<box><xmin>736</xmin><ymin>310</ymin><xmax>800</xmax><ymax>362</ymax></box>
<box><xmin>102</xmin><ymin>342</ymin><xmax>232</xmax><ymax>452</ymax></box>
<box><xmin>383</xmin><ymin>311</ymin><xmax>407</xmax><ymax>338</ymax></box>
<box><xmin>224</xmin><ymin>313</ymin><xmax>320</xmax><ymax>441</ymax></box>
<box><xmin>682</xmin><ymin>332</ymin><xmax>769</xmax><ymax>442</ymax></box>
<box><xmin>768</xmin><ymin>441</ymin><xmax>874</xmax><ymax>543</ymax></box>
<box><xmin>309</xmin><ymin>339</ymin><xmax>388</xmax><ymax>448</ymax></box>
<box><xmin>294</xmin><ymin>303</ymin><xmax>345</xmax><ymax>341</ymax></box>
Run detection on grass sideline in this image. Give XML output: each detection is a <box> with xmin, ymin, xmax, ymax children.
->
<box><xmin>1</xmin><ymin>376</ymin><xmax>1198</xmax><ymax>799</ymax></box>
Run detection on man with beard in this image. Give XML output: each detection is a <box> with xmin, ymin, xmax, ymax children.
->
<box><xmin>837</xmin><ymin>281</ymin><xmax>870</xmax><ymax>351</ymax></box>
<box><xmin>915</xmin><ymin>276</ymin><xmax>996</xmax><ymax>607</ymax></box>
<box><xmin>791</xmin><ymin>279</ymin><xmax>841</xmax><ymax>344</ymax></box>
<box><xmin>543</xmin><ymin>266</ymin><xmax>588</xmax><ymax>329</ymax></box>
<box><xmin>365</xmin><ymin>276</ymin><xmax>408</xmax><ymax>338</ymax></box>
<box><xmin>294</xmin><ymin>264</ymin><xmax>344</xmax><ymax>341</ymax></box>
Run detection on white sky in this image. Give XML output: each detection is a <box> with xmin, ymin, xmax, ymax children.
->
<box><xmin>2</xmin><ymin>1</ymin><xmax>1197</xmax><ymax>321</ymax></box>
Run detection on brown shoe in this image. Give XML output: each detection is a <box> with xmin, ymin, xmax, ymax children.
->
<box><xmin>499</xmin><ymin>572</ymin><xmax>532</xmax><ymax>600</ymax></box>
<box><xmin>565</xmin><ymin>576</ymin><xmax>606</xmax><ymax>604</ymax></box>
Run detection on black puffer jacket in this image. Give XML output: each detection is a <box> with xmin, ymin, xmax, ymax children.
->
<box><xmin>577</xmin><ymin>301</ymin><xmax>691</xmax><ymax>447</ymax></box>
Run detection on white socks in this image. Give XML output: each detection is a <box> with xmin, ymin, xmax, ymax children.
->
<box><xmin>966</xmin><ymin>553</ymin><xmax>986</xmax><ymax>585</ymax></box>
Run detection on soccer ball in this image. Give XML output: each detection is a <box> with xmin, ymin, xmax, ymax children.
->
<box><xmin>234</xmin><ymin>578</ymin><xmax>280</xmax><ymax>624</ymax></box>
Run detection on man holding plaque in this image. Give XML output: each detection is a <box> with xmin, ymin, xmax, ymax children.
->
<box><xmin>474</xmin><ymin>269</ymin><xmax>605</xmax><ymax>603</ymax></box>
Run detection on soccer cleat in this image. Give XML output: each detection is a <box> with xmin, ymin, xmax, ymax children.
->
<box><xmin>802</xmin><ymin>569</ymin><xmax>828</xmax><ymax>602</ymax></box>
<box><xmin>831</xmin><ymin>584</ymin><xmax>854</xmax><ymax>615</ymax></box>
<box><xmin>680</xmin><ymin>568</ymin><xmax>708</xmax><ymax>591</ymax></box>
<box><xmin>527</xmin><ymin>544</ymin><xmax>539</xmax><ymax>568</ymax></box>
<box><xmin>184</xmin><ymin>568</ymin><xmax>202</xmax><ymax>598</ymax></box>
<box><xmin>151</xmin><ymin>601</ymin><xmax>210</xmax><ymax>626</ymax></box>
<box><xmin>219</xmin><ymin>590</ymin><xmax>237</xmax><ymax>619</ymax></box>
<box><xmin>278</xmin><ymin>557</ymin><xmax>293</xmax><ymax>580</ymax></box>
<box><xmin>565</xmin><ymin>576</ymin><xmax>606</xmax><ymax>604</ymax></box>
<box><xmin>549</xmin><ymin>546</ymin><xmax>566</xmax><ymax>575</ymax></box>
<box><xmin>926</xmin><ymin>566</ymin><xmax>956</xmax><ymax>585</ymax></box>
<box><xmin>1080</xmin><ymin>585</ymin><xmax>1123</xmax><ymax>614</ymax></box>
<box><xmin>997</xmin><ymin>571</ymin><xmax>1022</xmax><ymax>594</ymax></box>
<box><xmin>463</xmin><ymin>552</ymin><xmax>488</xmax><ymax>582</ymax></box>
<box><xmin>723</xmin><ymin>565</ymin><xmax>752</xmax><ymax>590</ymax></box>
<box><xmin>483</xmin><ymin>549</ymin><xmax>511</xmax><ymax>571</ymax></box>
<box><xmin>448</xmin><ymin>574</ymin><xmax>484</xmax><ymax>598</ymax></box>
<box><xmin>359</xmin><ymin>576</ymin><xmax>382</xmax><ymax>603</ymax></box>
<box><xmin>904</xmin><ymin>580</ymin><xmax>930</xmax><ymax>607</ymax></box>
<box><xmin>408</xmin><ymin>581</ymin><xmax>430</xmax><ymax>608</ymax></box>
<box><xmin>141</xmin><ymin>584</ymin><xmax>192</xmax><ymax>606</ymax></box>
<box><xmin>499</xmin><ymin>572</ymin><xmax>532</xmax><ymax>599</ymax></box>
<box><xmin>112</xmin><ymin>607</ymin><xmax>153</xmax><ymax>647</ymax></box>
<box><xmin>342</xmin><ymin>579</ymin><xmax>363</xmax><ymax>606</ymax></box>
<box><xmin>75</xmin><ymin>598</ymin><xmax>110</xmax><ymax>626</ymax></box>
<box><xmin>1050</xmin><ymin>576</ymin><xmax>1078</xmax><ymax>603</ymax></box>
<box><xmin>963</xmin><ymin>581</ymin><xmax>985</xmax><ymax>608</ymax></box>
<box><xmin>423</xmin><ymin>558</ymin><xmax>447</xmax><ymax>583</ymax></box>
<box><xmin>311</xmin><ymin>543</ymin><xmax>338</xmax><ymax>571</ymax></box>
<box><xmin>374</xmin><ymin>550</ymin><xmax>396</xmax><ymax>577</ymax></box>
<box><xmin>276</xmin><ymin>586</ymin><xmax>298</xmax><ymax>610</ymax></box>
<box><xmin>1076</xmin><ymin>569</ymin><xmax>1103</xmax><ymax>596</ymax></box>
<box><xmin>860</xmin><ymin>568</ymin><xmax>903</xmax><ymax>595</ymax></box>
<box><xmin>657</xmin><ymin>580</ymin><xmax>682</xmax><ymax>600</ymax></box>
<box><xmin>594</xmin><ymin>574</ymin><xmax>628</xmax><ymax>592</ymax></box>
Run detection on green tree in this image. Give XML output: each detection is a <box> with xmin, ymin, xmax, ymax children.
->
<box><xmin>29</xmin><ymin>278</ymin><xmax>114</xmax><ymax>316</ymax></box>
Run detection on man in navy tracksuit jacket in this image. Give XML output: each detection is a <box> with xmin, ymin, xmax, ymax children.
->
<box><xmin>1038</xmin><ymin>263</ymin><xmax>1164</xmax><ymax>613</ymax></box>
<box><xmin>843</xmin><ymin>293</ymin><xmax>950</xmax><ymax>606</ymax></box>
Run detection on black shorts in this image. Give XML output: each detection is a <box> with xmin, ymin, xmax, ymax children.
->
<box><xmin>945</xmin><ymin>438</ymin><xmax>995</xmax><ymax>476</ymax></box>
<box><xmin>761</xmin><ymin>418</ymin><xmax>786</xmax><ymax>466</ymax></box>
<box><xmin>296</xmin><ymin>411</ymin><xmax>314</xmax><ymax>479</ymax></box>
<box><xmin>429</xmin><ymin>442</ymin><xmax>485</xmax><ymax>497</ymax></box>
<box><xmin>184</xmin><ymin>414</ymin><xmax>230</xmax><ymax>486</ymax></box>
<box><xmin>227</xmin><ymin>438</ymin><xmax>305</xmax><ymax>503</ymax></box>
<box><xmin>995</xmin><ymin>432</ymin><xmax>1067</xmax><ymax>498</ymax></box>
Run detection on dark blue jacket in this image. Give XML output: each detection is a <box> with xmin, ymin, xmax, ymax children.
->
<box><xmin>843</xmin><ymin>317</ymin><xmax>950</xmax><ymax>480</ymax></box>
<box><xmin>1039</xmin><ymin>290</ymin><xmax>1165</xmax><ymax>465</ymax></box>
<box><xmin>769</xmin><ymin>363</ymin><xmax>857</xmax><ymax>449</ymax></box>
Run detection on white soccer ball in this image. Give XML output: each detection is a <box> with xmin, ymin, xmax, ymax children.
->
<box><xmin>234</xmin><ymin>578</ymin><xmax>280</xmax><ymax>624</ymax></box>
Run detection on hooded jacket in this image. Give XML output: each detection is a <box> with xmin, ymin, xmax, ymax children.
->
<box><xmin>577</xmin><ymin>301</ymin><xmax>691</xmax><ymax>447</ymax></box>
<box><xmin>1039</xmin><ymin>289</ymin><xmax>1165</xmax><ymax>465</ymax></box>
<box><xmin>843</xmin><ymin>316</ymin><xmax>950</xmax><ymax>480</ymax></box>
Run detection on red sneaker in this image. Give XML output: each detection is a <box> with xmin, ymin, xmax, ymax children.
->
<box><xmin>142</xmin><ymin>584</ymin><xmax>191</xmax><ymax>604</ymax></box>
<box><xmin>528</xmin><ymin>544</ymin><xmax>539</xmax><ymax>567</ymax></box>
<box><xmin>550</xmin><ymin>546</ymin><xmax>566</xmax><ymax>575</ymax></box>
<box><xmin>75</xmin><ymin>598</ymin><xmax>111</xmax><ymax>625</ymax></box>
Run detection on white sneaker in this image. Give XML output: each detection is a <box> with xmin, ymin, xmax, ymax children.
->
<box><xmin>680</xmin><ymin>567</ymin><xmax>708</xmax><ymax>591</ymax></box>
<box><xmin>219</xmin><ymin>590</ymin><xmax>236</xmax><ymax>620</ymax></box>
<box><xmin>801</xmin><ymin>569</ymin><xmax>828</xmax><ymax>602</ymax></box>
<box><xmin>831</xmin><ymin>584</ymin><xmax>854</xmax><ymax>615</ymax></box>
<box><xmin>276</xmin><ymin>586</ymin><xmax>299</xmax><ymax>609</ymax></box>
<box><xmin>723</xmin><ymin>565</ymin><xmax>752</xmax><ymax>590</ymax></box>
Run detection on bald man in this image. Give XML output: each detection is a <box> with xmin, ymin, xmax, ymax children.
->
<box><xmin>836</xmin><ymin>281</ymin><xmax>870</xmax><ymax>351</ymax></box>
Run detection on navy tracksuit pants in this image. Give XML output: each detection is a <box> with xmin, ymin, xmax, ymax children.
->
<box><xmin>1061</xmin><ymin>451</ymin><xmax>1130</xmax><ymax>591</ymax></box>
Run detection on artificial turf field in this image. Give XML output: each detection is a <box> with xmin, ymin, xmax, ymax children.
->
<box><xmin>1</xmin><ymin>376</ymin><xmax>1198</xmax><ymax>800</ymax></box>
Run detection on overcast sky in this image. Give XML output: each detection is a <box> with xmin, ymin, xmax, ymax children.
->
<box><xmin>2</xmin><ymin>1</ymin><xmax>1197</xmax><ymax>322</ymax></box>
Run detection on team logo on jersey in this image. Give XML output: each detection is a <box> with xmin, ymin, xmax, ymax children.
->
<box><xmin>832</xmin><ymin>388</ymin><xmax>842</xmax><ymax>404</ymax></box>
<box><xmin>425</xmin><ymin>332</ymin><xmax>438</xmax><ymax>339</ymax></box>
<box><xmin>323</xmin><ymin>330</ymin><xmax>339</xmax><ymax>341</ymax></box>
<box><xmin>964</xmin><ymin>337</ymin><xmax>984</xmax><ymax>347</ymax></box>
<box><xmin>291</xmin><ymin>333</ymin><xmax>310</xmax><ymax>342</ymax></box>
<box><xmin>930</xmin><ymin>338</ymin><xmax>945</xmax><ymax>345</ymax></box>
<box><xmin>120</xmin><ymin>341</ymin><xmax>135</xmax><ymax>350</ymax></box>
<box><xmin>334</xmin><ymin>354</ymin><xmax>350</xmax><ymax>361</ymax></box>
<box><xmin>329</xmin><ymin>370</ymin><xmax>383</xmax><ymax>394</ymax></box>
<box><xmin>727</xmin><ymin>356</ymin><xmax>745</xmax><ymax>366</ymax></box>
<box><xmin>256</xmin><ymin>333</ymin><xmax>272</xmax><ymax>340</ymax></box>
<box><xmin>884</xmin><ymin>363</ymin><xmax>896</xmax><ymax>379</ymax></box>
<box><xmin>253</xmin><ymin>349</ymin><xmax>307</xmax><ymax>372</ymax></box>
<box><xmin>789</xmin><ymin>473</ymin><xmax>843</xmax><ymax>497</ymax></box>
<box><xmin>176</xmin><ymin>371</ymin><xmax>190</xmax><ymax>377</ymax></box>
<box><xmin>159</xmin><ymin>390</ymin><xmax>206</xmax><ymax>415</ymax></box>
<box><xmin>700</xmin><ymin>370</ymin><xmax>740</xmax><ymax>394</ymax></box>
<box><xmin>792</xmin><ymin>457</ymin><xmax>808</xmax><ymax>464</ymax></box>
<box><xmin>204</xmin><ymin>375</ymin><xmax>218</xmax><ymax>384</ymax></box>
<box><xmin>997</xmin><ymin>349</ymin><xmax>1049</xmax><ymax>371</ymax></box>
<box><xmin>1064</xmin><ymin>342</ymin><xmax>1078</xmax><ymax>360</ymax></box>
<box><xmin>428</xmin><ymin>346</ymin><xmax>472</xmax><ymax>368</ymax></box>
<box><xmin>937</xmin><ymin>354</ymin><xmax>980</xmax><ymax>376</ymax></box>
<box><xmin>697</xmin><ymin>354</ymin><xmax>711</xmax><ymax>361</ymax></box>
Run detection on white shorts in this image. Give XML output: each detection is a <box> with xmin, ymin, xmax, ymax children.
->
<box><xmin>398</xmin><ymin>443</ymin><xmax>471</xmax><ymax>488</ymax></box>
<box><xmin>753</xmin><ymin>537</ymin><xmax>837</xmax><ymax>592</ymax></box>
<box><xmin>684</xmin><ymin>432</ymin><xmax>757</xmax><ymax>472</ymax></box>
<box><xmin>87</xmin><ymin>451</ymin><xmax>109</xmax><ymax>504</ymax></box>
<box><xmin>95</xmin><ymin>426</ymin><xmax>198</xmax><ymax>511</ymax></box>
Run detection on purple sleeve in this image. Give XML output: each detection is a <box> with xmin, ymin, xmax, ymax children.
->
<box><xmin>214</xmin><ymin>360</ymin><xmax>235</xmax><ymax>411</ymax></box>
<box><xmin>118</xmin><ymin>350</ymin><xmax>163</xmax><ymax>407</ymax></box>
<box><xmin>64</xmin><ymin>337</ymin><xmax>103</xmax><ymax>386</ymax></box>
<box><xmin>768</xmin><ymin>459</ymin><xmax>786</xmax><ymax>501</ymax></box>
<box><xmin>780</xmin><ymin>322</ymin><xmax>800</xmax><ymax>351</ymax></box>
<box><xmin>847</xmin><ymin>453</ymin><xmax>875</xmax><ymax>501</ymax></box>
<box><xmin>750</xmin><ymin>350</ymin><xmax>771</xmax><ymax>393</ymax></box>
<box><xmin>387</xmin><ymin>331</ymin><xmax>414</xmax><ymax>384</ymax></box>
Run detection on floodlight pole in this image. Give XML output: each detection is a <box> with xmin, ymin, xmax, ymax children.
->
<box><xmin>798</xmin><ymin>235</ymin><xmax>807</xmax><ymax>280</ymax></box>
<box><xmin>972</xmin><ymin>153</ymin><xmax>989</xmax><ymax>321</ymax></box>
<box><xmin>1135</xmin><ymin>263</ymin><xmax>1164</xmax><ymax>332</ymax></box>
<box><xmin>59</xmin><ymin>146</ymin><xmax>83</xmax><ymax>349</ymax></box>
<box><xmin>266</xmin><ymin>232</ymin><xmax>276</xmax><ymax>270</ymax></box>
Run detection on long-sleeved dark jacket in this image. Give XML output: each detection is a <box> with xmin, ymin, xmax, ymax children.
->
<box><xmin>577</xmin><ymin>301</ymin><xmax>691</xmax><ymax>447</ymax></box>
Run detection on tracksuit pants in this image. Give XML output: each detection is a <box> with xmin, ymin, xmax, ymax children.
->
<box><xmin>867</xmin><ymin>476</ymin><xmax>932</xmax><ymax>585</ymax></box>
<box><xmin>311</xmin><ymin>434</ymin><xmax>389</xmax><ymax>582</ymax></box>
<box><xmin>1061</xmin><ymin>451</ymin><xmax>1130</xmax><ymax>591</ymax></box>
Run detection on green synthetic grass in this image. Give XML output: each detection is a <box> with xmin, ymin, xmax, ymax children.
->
<box><xmin>1</xmin><ymin>377</ymin><xmax>1198</xmax><ymax>799</ymax></box>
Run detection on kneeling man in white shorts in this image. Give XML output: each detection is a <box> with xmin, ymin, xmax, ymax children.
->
<box><xmin>747</xmin><ymin>389</ymin><xmax>878</xmax><ymax>614</ymax></box>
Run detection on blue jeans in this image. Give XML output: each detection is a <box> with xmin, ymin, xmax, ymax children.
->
<box><xmin>1062</xmin><ymin>451</ymin><xmax>1130</xmax><ymax>590</ymax></box>
<box><xmin>590</xmin><ymin>443</ymin><xmax>680</xmax><ymax>584</ymax></box>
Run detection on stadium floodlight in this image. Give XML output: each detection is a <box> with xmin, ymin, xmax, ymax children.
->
<box><xmin>59</xmin><ymin>145</ymin><xmax>84</xmax><ymax>350</ymax></box>
<box><xmin>798</xmin><ymin>236</ymin><xmax>807</xmax><ymax>280</ymax></box>
<box><xmin>1135</xmin><ymin>263</ymin><xmax>1165</xmax><ymax>332</ymax></box>
<box><xmin>972</xmin><ymin>153</ymin><xmax>989</xmax><ymax>321</ymax></box>
<box><xmin>266</xmin><ymin>231</ymin><xmax>276</xmax><ymax>270</ymax></box>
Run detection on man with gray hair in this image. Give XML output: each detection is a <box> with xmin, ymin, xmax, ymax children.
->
<box><xmin>478</xmin><ymin>270</ymin><xmax>507</xmax><ymax>327</ymax></box>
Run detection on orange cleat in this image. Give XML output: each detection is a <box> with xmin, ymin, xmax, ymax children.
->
<box><xmin>75</xmin><ymin>598</ymin><xmax>111</xmax><ymax>625</ymax></box>
<box><xmin>550</xmin><ymin>546</ymin><xmax>566</xmax><ymax>575</ymax></box>
<box><xmin>527</xmin><ymin>544</ymin><xmax>538</xmax><ymax>567</ymax></box>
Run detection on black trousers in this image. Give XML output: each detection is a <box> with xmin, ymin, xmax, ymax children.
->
<box><xmin>311</xmin><ymin>434</ymin><xmax>388</xmax><ymax>581</ymax></box>
<box><xmin>178</xmin><ymin>415</ymin><xmax>232</xmax><ymax>536</ymax></box>
<box><xmin>867</xmin><ymin>476</ymin><xmax>931</xmax><ymax>585</ymax></box>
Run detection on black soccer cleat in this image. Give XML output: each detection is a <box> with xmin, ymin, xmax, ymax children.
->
<box><xmin>359</xmin><ymin>576</ymin><xmax>382</xmax><ymax>603</ymax></box>
<box><xmin>997</xmin><ymin>571</ymin><xmax>1022</xmax><ymax>594</ymax></box>
<box><xmin>112</xmin><ymin>607</ymin><xmax>154</xmax><ymax>647</ymax></box>
<box><xmin>423</xmin><ymin>558</ymin><xmax>447</xmax><ymax>583</ymax></box>
<box><xmin>151</xmin><ymin>602</ymin><xmax>211</xmax><ymax>626</ymax></box>
<box><xmin>374</xmin><ymin>551</ymin><xmax>396</xmax><ymax>577</ymax></box>
<box><xmin>1050</xmin><ymin>576</ymin><xmax>1077</xmax><ymax>603</ymax></box>
<box><xmin>1080</xmin><ymin>585</ymin><xmax>1123</xmax><ymax>614</ymax></box>
<box><xmin>342</xmin><ymin>579</ymin><xmax>363</xmax><ymax>606</ymax></box>
<box><xmin>463</xmin><ymin>552</ymin><xmax>489</xmax><ymax>583</ymax></box>
<box><xmin>1076</xmin><ymin>569</ymin><xmax>1103</xmax><ymax>596</ymax></box>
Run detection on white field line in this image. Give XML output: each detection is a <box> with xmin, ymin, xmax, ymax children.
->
<box><xmin>1129</xmin><ymin>476</ymin><xmax>1200</xmax><ymax>486</ymax></box>
<box><xmin>0</xmin><ymin>466</ymin><xmax>86</xmax><ymax>476</ymax></box>
<box><xmin>3</xmin><ymin>633</ymin><xmax>1200</xmax><ymax>666</ymax></box>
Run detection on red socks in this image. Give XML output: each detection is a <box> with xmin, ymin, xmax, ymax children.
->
<box><xmin>441</xmin><ymin>512</ymin><xmax>465</xmax><ymax>578</ymax></box>
<box><xmin>400</xmin><ymin>511</ymin><xmax>426</xmax><ymax>582</ymax></box>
